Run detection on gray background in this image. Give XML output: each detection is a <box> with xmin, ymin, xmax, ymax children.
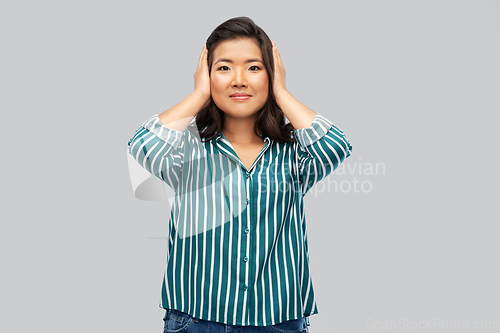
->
<box><xmin>2</xmin><ymin>0</ymin><xmax>499</xmax><ymax>332</ymax></box>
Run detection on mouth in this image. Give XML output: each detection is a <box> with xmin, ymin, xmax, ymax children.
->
<box><xmin>230</xmin><ymin>93</ymin><xmax>251</xmax><ymax>101</ymax></box>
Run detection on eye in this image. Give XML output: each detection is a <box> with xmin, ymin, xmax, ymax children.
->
<box><xmin>216</xmin><ymin>65</ymin><xmax>261</xmax><ymax>71</ymax></box>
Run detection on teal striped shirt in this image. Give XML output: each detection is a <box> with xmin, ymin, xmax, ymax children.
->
<box><xmin>127</xmin><ymin>113</ymin><xmax>352</xmax><ymax>326</ymax></box>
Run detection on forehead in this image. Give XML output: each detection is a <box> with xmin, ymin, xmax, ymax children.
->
<box><xmin>212</xmin><ymin>38</ymin><xmax>262</xmax><ymax>61</ymax></box>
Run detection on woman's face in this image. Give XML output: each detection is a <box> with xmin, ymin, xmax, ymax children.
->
<box><xmin>210</xmin><ymin>38</ymin><xmax>269</xmax><ymax>120</ymax></box>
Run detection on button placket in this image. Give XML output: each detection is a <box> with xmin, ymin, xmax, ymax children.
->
<box><xmin>241</xmin><ymin>167</ymin><xmax>250</xmax><ymax>295</ymax></box>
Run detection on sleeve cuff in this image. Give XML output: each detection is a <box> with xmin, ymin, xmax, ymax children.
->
<box><xmin>141</xmin><ymin>114</ymin><xmax>185</xmax><ymax>148</ymax></box>
<box><xmin>293</xmin><ymin>113</ymin><xmax>334</xmax><ymax>148</ymax></box>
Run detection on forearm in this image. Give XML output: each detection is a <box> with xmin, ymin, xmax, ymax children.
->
<box><xmin>275</xmin><ymin>90</ymin><xmax>316</xmax><ymax>130</ymax></box>
<box><xmin>158</xmin><ymin>90</ymin><xmax>208</xmax><ymax>132</ymax></box>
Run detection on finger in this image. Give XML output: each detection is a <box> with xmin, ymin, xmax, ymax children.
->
<box><xmin>201</xmin><ymin>45</ymin><xmax>207</xmax><ymax>65</ymax></box>
<box><xmin>271</xmin><ymin>41</ymin><xmax>279</xmax><ymax>66</ymax></box>
<box><xmin>275</xmin><ymin>44</ymin><xmax>283</xmax><ymax>67</ymax></box>
<box><xmin>198</xmin><ymin>44</ymin><xmax>207</xmax><ymax>67</ymax></box>
<box><xmin>203</xmin><ymin>45</ymin><xmax>209</xmax><ymax>69</ymax></box>
<box><xmin>272</xmin><ymin>41</ymin><xmax>282</xmax><ymax>67</ymax></box>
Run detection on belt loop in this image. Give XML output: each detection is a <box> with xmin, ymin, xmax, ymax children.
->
<box><xmin>305</xmin><ymin>316</ymin><xmax>310</xmax><ymax>326</ymax></box>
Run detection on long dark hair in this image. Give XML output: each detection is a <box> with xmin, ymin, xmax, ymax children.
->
<box><xmin>194</xmin><ymin>16</ymin><xmax>296</xmax><ymax>144</ymax></box>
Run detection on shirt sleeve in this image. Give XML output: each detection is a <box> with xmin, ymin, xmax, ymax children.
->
<box><xmin>127</xmin><ymin>114</ymin><xmax>186</xmax><ymax>191</ymax></box>
<box><xmin>293</xmin><ymin>113</ymin><xmax>353</xmax><ymax>195</ymax></box>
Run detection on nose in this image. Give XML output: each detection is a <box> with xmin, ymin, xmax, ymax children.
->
<box><xmin>231</xmin><ymin>68</ymin><xmax>247</xmax><ymax>87</ymax></box>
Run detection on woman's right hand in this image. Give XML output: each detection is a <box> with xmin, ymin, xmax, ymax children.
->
<box><xmin>193</xmin><ymin>44</ymin><xmax>211</xmax><ymax>107</ymax></box>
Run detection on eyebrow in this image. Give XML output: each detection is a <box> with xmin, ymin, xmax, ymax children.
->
<box><xmin>214</xmin><ymin>58</ymin><xmax>263</xmax><ymax>65</ymax></box>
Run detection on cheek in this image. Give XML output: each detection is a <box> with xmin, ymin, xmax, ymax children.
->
<box><xmin>211</xmin><ymin>75</ymin><xmax>226</xmax><ymax>91</ymax></box>
<box><xmin>253</xmin><ymin>75</ymin><xmax>269</xmax><ymax>93</ymax></box>
<box><xmin>256</xmin><ymin>79</ymin><xmax>269</xmax><ymax>98</ymax></box>
<box><xmin>210</xmin><ymin>77</ymin><xmax>227</xmax><ymax>107</ymax></box>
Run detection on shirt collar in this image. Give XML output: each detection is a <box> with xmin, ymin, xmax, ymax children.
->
<box><xmin>216</xmin><ymin>131</ymin><xmax>269</xmax><ymax>142</ymax></box>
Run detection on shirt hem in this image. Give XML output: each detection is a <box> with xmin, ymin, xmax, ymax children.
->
<box><xmin>161</xmin><ymin>306</ymin><xmax>318</xmax><ymax>327</ymax></box>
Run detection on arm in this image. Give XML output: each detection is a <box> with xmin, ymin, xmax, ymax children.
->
<box><xmin>158</xmin><ymin>90</ymin><xmax>209</xmax><ymax>132</ymax></box>
<box><xmin>293</xmin><ymin>113</ymin><xmax>352</xmax><ymax>195</ymax></box>
<box><xmin>271</xmin><ymin>41</ymin><xmax>352</xmax><ymax>195</ymax></box>
<box><xmin>275</xmin><ymin>91</ymin><xmax>353</xmax><ymax>195</ymax></box>
<box><xmin>276</xmin><ymin>74</ymin><xmax>352</xmax><ymax>194</ymax></box>
<box><xmin>158</xmin><ymin>43</ymin><xmax>211</xmax><ymax>131</ymax></box>
<box><xmin>127</xmin><ymin>44</ymin><xmax>211</xmax><ymax>191</ymax></box>
<box><xmin>127</xmin><ymin>91</ymin><xmax>208</xmax><ymax>190</ymax></box>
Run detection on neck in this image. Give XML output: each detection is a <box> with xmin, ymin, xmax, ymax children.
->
<box><xmin>222</xmin><ymin>115</ymin><xmax>262</xmax><ymax>144</ymax></box>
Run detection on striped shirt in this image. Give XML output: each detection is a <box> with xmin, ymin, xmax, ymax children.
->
<box><xmin>127</xmin><ymin>113</ymin><xmax>352</xmax><ymax>326</ymax></box>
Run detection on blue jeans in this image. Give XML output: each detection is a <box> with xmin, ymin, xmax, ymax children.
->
<box><xmin>163</xmin><ymin>309</ymin><xmax>309</xmax><ymax>333</ymax></box>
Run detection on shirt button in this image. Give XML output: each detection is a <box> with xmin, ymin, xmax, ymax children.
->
<box><xmin>246</xmin><ymin>172</ymin><xmax>250</xmax><ymax>179</ymax></box>
<box><xmin>244</xmin><ymin>227</ymin><xmax>249</xmax><ymax>234</ymax></box>
<box><xmin>246</xmin><ymin>198</ymin><xmax>249</xmax><ymax>205</ymax></box>
<box><xmin>243</xmin><ymin>256</ymin><xmax>248</xmax><ymax>262</ymax></box>
<box><xmin>243</xmin><ymin>284</ymin><xmax>248</xmax><ymax>291</ymax></box>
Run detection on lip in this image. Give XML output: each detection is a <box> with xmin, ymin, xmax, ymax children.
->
<box><xmin>231</xmin><ymin>95</ymin><xmax>251</xmax><ymax>101</ymax></box>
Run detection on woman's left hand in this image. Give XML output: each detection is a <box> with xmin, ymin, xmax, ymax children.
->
<box><xmin>272</xmin><ymin>40</ymin><xmax>288</xmax><ymax>99</ymax></box>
